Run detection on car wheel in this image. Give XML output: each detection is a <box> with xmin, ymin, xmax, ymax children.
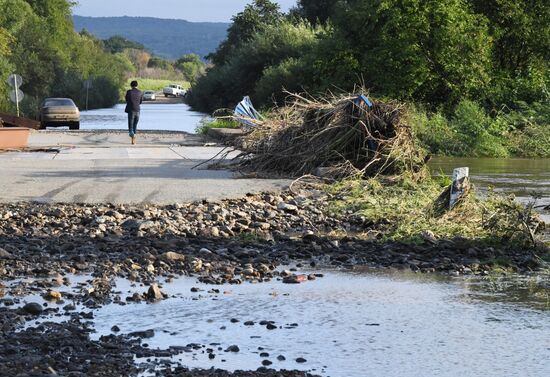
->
<box><xmin>164</xmin><ymin>94</ymin><xmax>168</xmax><ymax>97</ymax></box>
<box><xmin>69</xmin><ymin>122</ymin><xmax>80</xmax><ymax>130</ymax></box>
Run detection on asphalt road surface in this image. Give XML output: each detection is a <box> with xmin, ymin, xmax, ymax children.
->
<box><xmin>0</xmin><ymin>131</ymin><xmax>289</xmax><ymax>204</ymax></box>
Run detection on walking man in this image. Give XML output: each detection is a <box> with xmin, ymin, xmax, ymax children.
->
<box><xmin>125</xmin><ymin>80</ymin><xmax>143</xmax><ymax>145</ymax></box>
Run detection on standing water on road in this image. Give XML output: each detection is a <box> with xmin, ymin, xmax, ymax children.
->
<box><xmin>80</xmin><ymin>103</ymin><xmax>206</xmax><ymax>133</ymax></box>
<box><xmin>87</xmin><ymin>269</ymin><xmax>550</xmax><ymax>377</ymax></box>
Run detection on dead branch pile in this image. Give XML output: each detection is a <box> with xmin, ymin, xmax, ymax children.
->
<box><xmin>234</xmin><ymin>91</ymin><xmax>426</xmax><ymax>178</ymax></box>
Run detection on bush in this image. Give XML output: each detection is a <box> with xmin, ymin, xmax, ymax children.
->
<box><xmin>188</xmin><ymin>21</ymin><xmax>322</xmax><ymax>113</ymax></box>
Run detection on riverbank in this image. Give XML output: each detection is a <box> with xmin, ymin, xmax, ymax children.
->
<box><xmin>0</xmin><ymin>183</ymin><xmax>548</xmax><ymax>376</ymax></box>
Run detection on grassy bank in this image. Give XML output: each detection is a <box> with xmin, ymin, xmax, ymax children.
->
<box><xmin>195</xmin><ymin>118</ymin><xmax>240</xmax><ymax>134</ymax></box>
<box><xmin>324</xmin><ymin>175</ymin><xmax>549</xmax><ymax>256</ymax></box>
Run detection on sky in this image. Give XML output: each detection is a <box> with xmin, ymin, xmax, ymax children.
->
<box><xmin>73</xmin><ymin>0</ymin><xmax>298</xmax><ymax>23</ymax></box>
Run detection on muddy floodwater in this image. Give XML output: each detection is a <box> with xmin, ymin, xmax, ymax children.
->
<box><xmin>80</xmin><ymin>103</ymin><xmax>205</xmax><ymax>133</ymax></box>
<box><xmin>12</xmin><ymin>269</ymin><xmax>550</xmax><ymax>377</ymax></box>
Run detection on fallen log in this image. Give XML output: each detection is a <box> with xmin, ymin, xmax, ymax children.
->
<box><xmin>0</xmin><ymin>112</ymin><xmax>40</xmax><ymax>130</ymax></box>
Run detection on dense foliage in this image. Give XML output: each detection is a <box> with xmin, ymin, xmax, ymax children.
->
<box><xmin>0</xmin><ymin>0</ymin><xmax>128</xmax><ymax>115</ymax></box>
<box><xmin>188</xmin><ymin>0</ymin><xmax>549</xmax><ymax>157</ymax></box>
<box><xmin>0</xmin><ymin>1</ymin><xmax>208</xmax><ymax>116</ymax></box>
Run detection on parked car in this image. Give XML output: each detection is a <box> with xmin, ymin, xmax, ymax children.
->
<box><xmin>163</xmin><ymin>84</ymin><xmax>186</xmax><ymax>97</ymax></box>
<box><xmin>39</xmin><ymin>98</ymin><xmax>80</xmax><ymax>130</ymax></box>
<box><xmin>143</xmin><ymin>90</ymin><xmax>156</xmax><ymax>101</ymax></box>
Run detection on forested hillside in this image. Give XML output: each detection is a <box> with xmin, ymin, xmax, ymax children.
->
<box><xmin>188</xmin><ymin>0</ymin><xmax>550</xmax><ymax>157</ymax></box>
<box><xmin>73</xmin><ymin>16</ymin><xmax>229</xmax><ymax>60</ymax></box>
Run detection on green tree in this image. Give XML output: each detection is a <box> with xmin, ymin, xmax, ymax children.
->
<box><xmin>334</xmin><ymin>0</ymin><xmax>493</xmax><ymax>105</ymax></box>
<box><xmin>208</xmin><ymin>0</ymin><xmax>282</xmax><ymax>65</ymax></box>
<box><xmin>103</xmin><ymin>35</ymin><xmax>144</xmax><ymax>54</ymax></box>
<box><xmin>296</xmin><ymin>0</ymin><xmax>337</xmax><ymax>25</ymax></box>
<box><xmin>175</xmin><ymin>54</ymin><xmax>205</xmax><ymax>83</ymax></box>
<box><xmin>189</xmin><ymin>21</ymin><xmax>320</xmax><ymax>112</ymax></box>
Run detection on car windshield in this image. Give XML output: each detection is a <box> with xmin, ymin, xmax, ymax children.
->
<box><xmin>144</xmin><ymin>91</ymin><xmax>154</xmax><ymax>94</ymax></box>
<box><xmin>44</xmin><ymin>99</ymin><xmax>75</xmax><ymax>107</ymax></box>
<box><xmin>169</xmin><ymin>85</ymin><xmax>177</xmax><ymax>88</ymax></box>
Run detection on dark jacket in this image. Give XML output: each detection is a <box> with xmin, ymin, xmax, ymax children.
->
<box><xmin>125</xmin><ymin>88</ymin><xmax>143</xmax><ymax>113</ymax></box>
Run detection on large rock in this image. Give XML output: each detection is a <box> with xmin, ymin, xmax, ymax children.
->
<box><xmin>145</xmin><ymin>283</ymin><xmax>166</xmax><ymax>302</ymax></box>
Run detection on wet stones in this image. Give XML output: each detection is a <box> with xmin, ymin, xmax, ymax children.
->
<box><xmin>161</xmin><ymin>251</ymin><xmax>186</xmax><ymax>262</ymax></box>
<box><xmin>225</xmin><ymin>345</ymin><xmax>240</xmax><ymax>352</ymax></box>
<box><xmin>145</xmin><ymin>284</ymin><xmax>167</xmax><ymax>302</ymax></box>
<box><xmin>22</xmin><ymin>302</ymin><xmax>43</xmax><ymax>315</ymax></box>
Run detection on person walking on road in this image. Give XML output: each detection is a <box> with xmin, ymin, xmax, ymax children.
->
<box><xmin>125</xmin><ymin>80</ymin><xmax>143</xmax><ymax>145</ymax></box>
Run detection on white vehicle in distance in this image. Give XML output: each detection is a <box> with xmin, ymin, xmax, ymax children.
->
<box><xmin>143</xmin><ymin>90</ymin><xmax>156</xmax><ymax>101</ymax></box>
<box><xmin>162</xmin><ymin>84</ymin><xmax>186</xmax><ymax>98</ymax></box>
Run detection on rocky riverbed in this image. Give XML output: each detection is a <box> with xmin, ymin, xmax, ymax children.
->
<box><xmin>0</xmin><ymin>188</ymin><xmax>546</xmax><ymax>376</ymax></box>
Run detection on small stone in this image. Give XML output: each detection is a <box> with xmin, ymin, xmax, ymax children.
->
<box><xmin>225</xmin><ymin>345</ymin><xmax>240</xmax><ymax>352</ymax></box>
<box><xmin>160</xmin><ymin>252</ymin><xmax>185</xmax><ymax>262</ymax></box>
<box><xmin>22</xmin><ymin>302</ymin><xmax>43</xmax><ymax>315</ymax></box>
<box><xmin>283</xmin><ymin>274</ymin><xmax>307</xmax><ymax>284</ymax></box>
<box><xmin>44</xmin><ymin>290</ymin><xmax>62</xmax><ymax>301</ymax></box>
<box><xmin>262</xmin><ymin>360</ymin><xmax>272</xmax><ymax>366</ymax></box>
<box><xmin>277</xmin><ymin>202</ymin><xmax>298</xmax><ymax>212</ymax></box>
<box><xmin>145</xmin><ymin>283</ymin><xmax>166</xmax><ymax>302</ymax></box>
<box><xmin>0</xmin><ymin>248</ymin><xmax>13</xmax><ymax>259</ymax></box>
<box><xmin>277</xmin><ymin>355</ymin><xmax>286</xmax><ymax>361</ymax></box>
<box><xmin>111</xmin><ymin>325</ymin><xmax>120</xmax><ymax>332</ymax></box>
<box><xmin>296</xmin><ymin>357</ymin><xmax>307</xmax><ymax>363</ymax></box>
<box><xmin>129</xmin><ymin>329</ymin><xmax>154</xmax><ymax>338</ymax></box>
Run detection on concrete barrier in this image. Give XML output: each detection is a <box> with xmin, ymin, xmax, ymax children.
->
<box><xmin>0</xmin><ymin>127</ymin><xmax>30</xmax><ymax>149</ymax></box>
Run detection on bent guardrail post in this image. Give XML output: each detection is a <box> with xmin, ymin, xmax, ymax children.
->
<box><xmin>234</xmin><ymin>96</ymin><xmax>262</xmax><ymax>128</ymax></box>
<box><xmin>450</xmin><ymin>167</ymin><xmax>470</xmax><ymax>209</ymax></box>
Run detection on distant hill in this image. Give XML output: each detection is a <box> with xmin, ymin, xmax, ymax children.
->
<box><xmin>73</xmin><ymin>16</ymin><xmax>229</xmax><ymax>60</ymax></box>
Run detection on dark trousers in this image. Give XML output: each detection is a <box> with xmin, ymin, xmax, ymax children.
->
<box><xmin>128</xmin><ymin>111</ymin><xmax>140</xmax><ymax>137</ymax></box>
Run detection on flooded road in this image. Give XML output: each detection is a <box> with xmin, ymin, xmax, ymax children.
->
<box><xmin>80</xmin><ymin>103</ymin><xmax>206</xmax><ymax>133</ymax></box>
<box><xmin>10</xmin><ymin>270</ymin><xmax>541</xmax><ymax>377</ymax></box>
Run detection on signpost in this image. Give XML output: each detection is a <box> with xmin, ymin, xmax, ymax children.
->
<box><xmin>84</xmin><ymin>79</ymin><xmax>92</xmax><ymax>111</ymax></box>
<box><xmin>7</xmin><ymin>74</ymin><xmax>23</xmax><ymax>116</ymax></box>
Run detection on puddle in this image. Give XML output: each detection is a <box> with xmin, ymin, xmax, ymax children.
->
<box><xmin>5</xmin><ymin>269</ymin><xmax>549</xmax><ymax>376</ymax></box>
<box><xmin>81</xmin><ymin>270</ymin><xmax>550</xmax><ymax>377</ymax></box>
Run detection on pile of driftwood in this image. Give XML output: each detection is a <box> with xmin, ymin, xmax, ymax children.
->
<box><xmin>233</xmin><ymin>91</ymin><xmax>426</xmax><ymax>178</ymax></box>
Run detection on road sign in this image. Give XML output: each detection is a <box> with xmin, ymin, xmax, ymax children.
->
<box><xmin>9</xmin><ymin>89</ymin><xmax>24</xmax><ymax>103</ymax></box>
<box><xmin>84</xmin><ymin>79</ymin><xmax>92</xmax><ymax>89</ymax></box>
<box><xmin>7</xmin><ymin>74</ymin><xmax>23</xmax><ymax>88</ymax></box>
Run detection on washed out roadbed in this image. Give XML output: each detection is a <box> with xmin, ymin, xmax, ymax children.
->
<box><xmin>0</xmin><ymin>184</ymin><xmax>547</xmax><ymax>376</ymax></box>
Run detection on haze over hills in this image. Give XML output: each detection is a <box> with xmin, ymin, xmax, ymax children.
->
<box><xmin>73</xmin><ymin>15</ymin><xmax>229</xmax><ymax>60</ymax></box>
